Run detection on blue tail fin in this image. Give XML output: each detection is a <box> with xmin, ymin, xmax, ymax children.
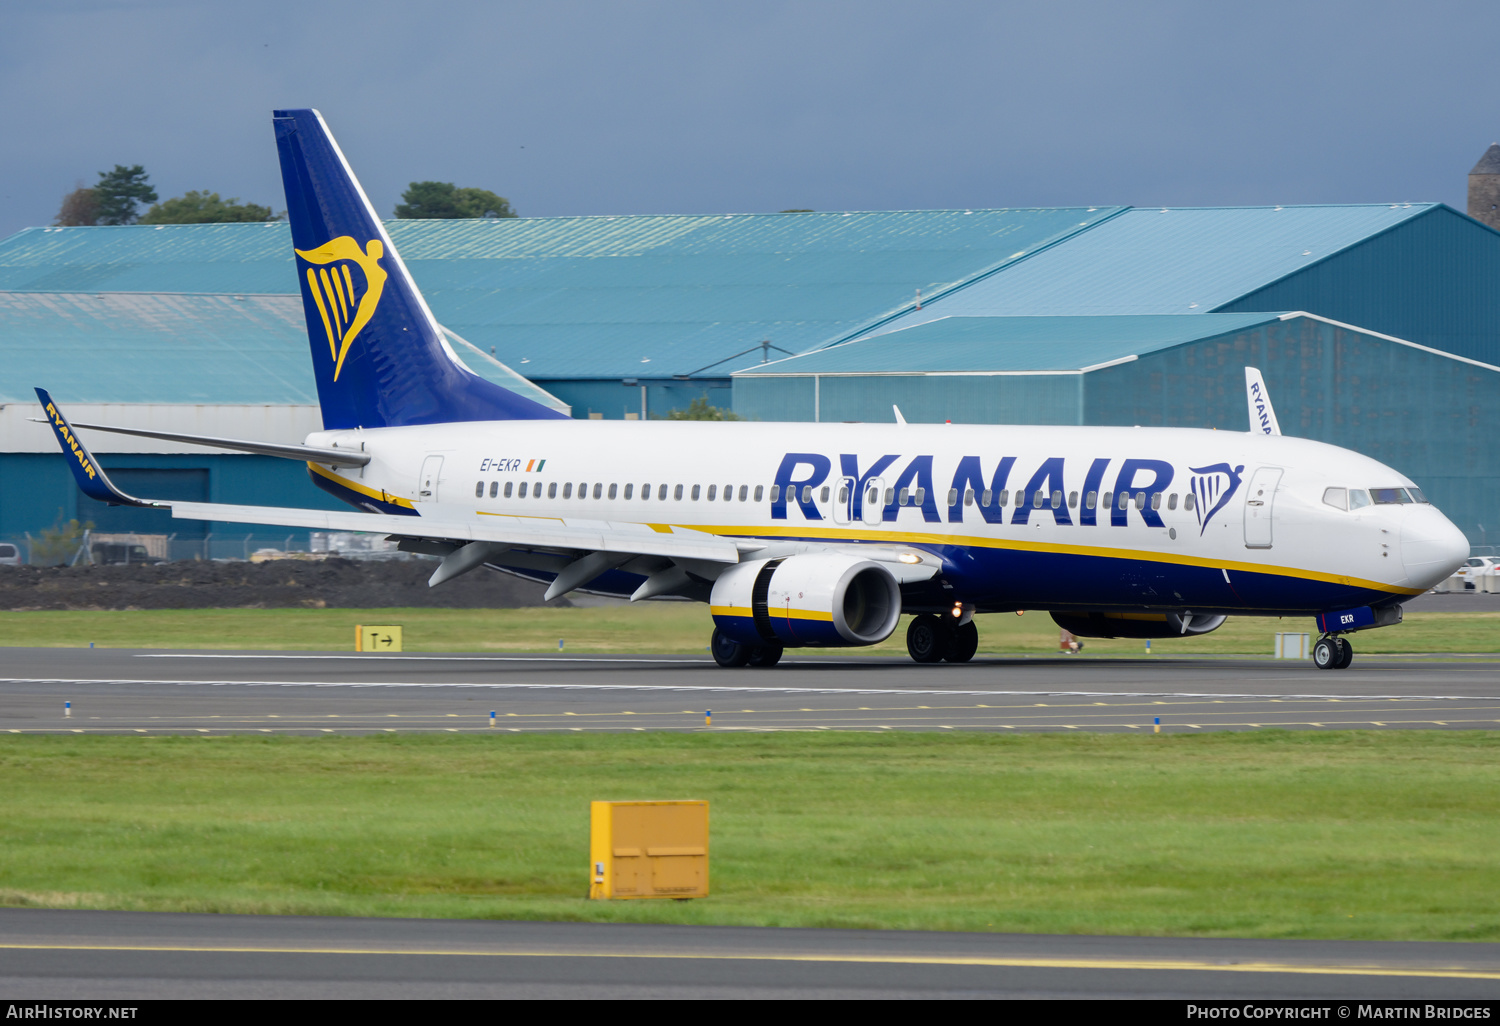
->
<box><xmin>273</xmin><ymin>108</ymin><xmax>566</xmax><ymax>429</ymax></box>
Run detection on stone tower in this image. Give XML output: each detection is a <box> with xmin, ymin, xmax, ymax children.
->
<box><xmin>1470</xmin><ymin>143</ymin><xmax>1500</xmax><ymax>230</ymax></box>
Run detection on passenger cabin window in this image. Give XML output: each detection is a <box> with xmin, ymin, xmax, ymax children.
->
<box><xmin>739</xmin><ymin>485</ymin><xmax>749</xmax><ymax>502</ymax></box>
<box><xmin>883</xmin><ymin>488</ymin><xmax>894</xmax><ymax>505</ymax></box>
<box><xmin>947</xmin><ymin>488</ymin><xmax>959</xmax><ymax>507</ymax></box>
<box><xmin>676</xmin><ymin>484</ymin><xmax>686</xmax><ymax>501</ymax></box>
<box><xmin>1322</xmin><ymin>487</ymin><xmax>1347</xmax><ymax>510</ymax></box>
<box><xmin>536</xmin><ymin>483</ymin><xmax>544</xmax><ymax>499</ymax></box>
<box><xmin>1167</xmin><ymin>493</ymin><xmax>1177</xmax><ymax>510</ymax></box>
<box><xmin>491</xmin><ymin>481</ymin><xmax>499</xmax><ymax>498</ymax></box>
<box><xmin>707</xmin><ymin>485</ymin><xmax>717</xmax><ymax>501</ymax></box>
<box><xmin>980</xmin><ymin>489</ymin><xmax>992</xmax><ymax>507</ymax></box>
<box><xmin>997</xmin><ymin>490</ymin><xmax>1008</xmax><ymax>507</ymax></box>
<box><xmin>819</xmin><ymin>486</ymin><xmax>829</xmax><ymax>503</ymax></box>
<box><xmin>754</xmin><ymin>485</ymin><xmax>764</xmax><ymax>502</ymax></box>
<box><xmin>1086</xmin><ymin>491</ymin><xmax>1097</xmax><ymax>509</ymax></box>
<box><xmin>640</xmin><ymin>483</ymin><xmax>649</xmax><ymax>499</ymax></box>
<box><xmin>691</xmin><ymin>484</ymin><xmax>701</xmax><ymax>501</ymax></box>
<box><xmin>659</xmin><ymin>484</ymin><xmax>668</xmax><ymax>500</ymax></box>
<box><xmin>1150</xmin><ymin>493</ymin><xmax>1161</xmax><ymax>511</ymax></box>
<box><xmin>548</xmin><ymin>482</ymin><xmax>558</xmax><ymax>499</ymax></box>
<box><xmin>624</xmin><ymin>483</ymin><xmax>634</xmax><ymax>500</ymax></box>
<box><xmin>563</xmin><ymin>482</ymin><xmax>573</xmax><ymax>499</ymax></box>
<box><xmin>1182</xmin><ymin>493</ymin><xmax>1194</xmax><ymax>511</ymax></box>
<box><xmin>593</xmin><ymin>483</ymin><xmax>603</xmax><ymax>499</ymax></box>
<box><xmin>1068</xmin><ymin>491</ymin><xmax>1078</xmax><ymax>509</ymax></box>
<box><xmin>801</xmin><ymin>485</ymin><xmax>813</xmax><ymax>504</ymax></box>
<box><xmin>519</xmin><ymin>481</ymin><xmax>528</xmax><ymax>499</ymax></box>
<box><xmin>608</xmin><ymin>483</ymin><xmax>618</xmax><ymax>500</ymax></box>
<box><xmin>1349</xmin><ymin>489</ymin><xmax>1371</xmax><ymax>509</ymax></box>
<box><xmin>1102</xmin><ymin>490</ymin><xmax>1113</xmax><ymax>509</ymax></box>
<box><xmin>475</xmin><ymin>481</ymin><xmax>484</xmax><ymax>498</ymax></box>
<box><xmin>964</xmin><ymin>489</ymin><xmax>974</xmax><ymax>507</ymax></box>
<box><xmin>1050</xmin><ymin>492</ymin><xmax>1061</xmax><ymax>509</ymax></box>
<box><xmin>504</xmin><ymin>482</ymin><xmax>514</xmax><ymax>498</ymax></box>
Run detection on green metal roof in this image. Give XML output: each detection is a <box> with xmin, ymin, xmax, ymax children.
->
<box><xmin>0</xmin><ymin>208</ymin><xmax>1126</xmax><ymax>380</ymax></box>
<box><xmin>737</xmin><ymin>313</ymin><xmax>1284</xmax><ymax>375</ymax></box>
<box><xmin>0</xmin><ymin>290</ymin><xmax>567</xmax><ymax>411</ymax></box>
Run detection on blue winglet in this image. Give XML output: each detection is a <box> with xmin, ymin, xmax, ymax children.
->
<box><xmin>34</xmin><ymin>388</ymin><xmax>157</xmax><ymax>508</ymax></box>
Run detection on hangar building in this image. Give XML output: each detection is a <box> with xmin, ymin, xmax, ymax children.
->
<box><xmin>1</xmin><ymin>199</ymin><xmax>1496</xmax><ymax>555</ymax></box>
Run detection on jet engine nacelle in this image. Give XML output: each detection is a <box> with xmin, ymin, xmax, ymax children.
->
<box><xmin>1050</xmin><ymin>611</ymin><xmax>1227</xmax><ymax>639</ymax></box>
<box><xmin>711</xmin><ymin>554</ymin><xmax>903</xmax><ymax>648</ymax></box>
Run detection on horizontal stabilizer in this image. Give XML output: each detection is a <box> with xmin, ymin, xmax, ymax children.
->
<box><xmin>32</xmin><ymin>419</ymin><xmax>370</xmax><ymax>467</ymax></box>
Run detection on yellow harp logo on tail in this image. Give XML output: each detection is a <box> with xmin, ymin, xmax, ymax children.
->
<box><xmin>294</xmin><ymin>237</ymin><xmax>389</xmax><ymax>381</ymax></box>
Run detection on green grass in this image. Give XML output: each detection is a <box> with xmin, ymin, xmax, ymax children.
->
<box><xmin>0</xmin><ymin>604</ymin><xmax>1494</xmax><ymax>655</ymax></box>
<box><xmin>2</xmin><ymin>731</ymin><xmax>1498</xmax><ymax>939</ymax></box>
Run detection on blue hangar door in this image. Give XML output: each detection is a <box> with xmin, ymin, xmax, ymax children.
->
<box><xmin>80</xmin><ymin>469</ymin><xmax>209</xmax><ymax>539</ymax></box>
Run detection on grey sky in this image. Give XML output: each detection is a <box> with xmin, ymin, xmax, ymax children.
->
<box><xmin>2</xmin><ymin>0</ymin><xmax>1498</xmax><ymax>241</ymax></box>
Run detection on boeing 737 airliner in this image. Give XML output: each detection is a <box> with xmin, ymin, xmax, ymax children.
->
<box><xmin>37</xmin><ymin>109</ymin><xmax>1470</xmax><ymax>671</ymax></box>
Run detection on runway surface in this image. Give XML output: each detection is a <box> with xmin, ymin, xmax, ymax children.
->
<box><xmin>3</xmin><ymin>908</ymin><xmax>1498</xmax><ymax>999</ymax></box>
<box><xmin>0</xmin><ymin>647</ymin><xmax>1499</xmax><ymax>734</ymax></box>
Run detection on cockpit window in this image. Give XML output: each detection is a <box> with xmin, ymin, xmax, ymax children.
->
<box><xmin>1348</xmin><ymin>489</ymin><xmax>1371</xmax><ymax>510</ymax></box>
<box><xmin>1322</xmin><ymin>487</ymin><xmax>1347</xmax><ymax>510</ymax></box>
<box><xmin>1370</xmin><ymin>487</ymin><xmax>1412</xmax><ymax>505</ymax></box>
<box><xmin>1408</xmin><ymin>487</ymin><xmax>1430</xmax><ymax>504</ymax></box>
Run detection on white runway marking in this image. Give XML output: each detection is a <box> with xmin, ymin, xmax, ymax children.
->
<box><xmin>1</xmin><ymin>678</ymin><xmax>1498</xmax><ymax>702</ymax></box>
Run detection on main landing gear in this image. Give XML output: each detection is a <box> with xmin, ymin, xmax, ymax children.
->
<box><xmin>710</xmin><ymin>627</ymin><xmax>783</xmax><ymax>669</ymax></box>
<box><xmin>905</xmin><ymin>614</ymin><xmax>978</xmax><ymax>664</ymax></box>
<box><xmin>1313</xmin><ymin>635</ymin><xmax>1355</xmax><ymax>670</ymax></box>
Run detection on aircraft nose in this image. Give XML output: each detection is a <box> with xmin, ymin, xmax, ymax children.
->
<box><xmin>1401</xmin><ymin>507</ymin><xmax>1470</xmax><ymax>590</ymax></box>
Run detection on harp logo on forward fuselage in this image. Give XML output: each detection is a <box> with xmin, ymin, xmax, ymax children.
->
<box><xmin>295</xmin><ymin>236</ymin><xmax>389</xmax><ymax>381</ymax></box>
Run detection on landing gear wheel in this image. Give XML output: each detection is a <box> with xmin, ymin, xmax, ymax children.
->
<box><xmin>906</xmin><ymin>614</ymin><xmax>953</xmax><ymax>663</ymax></box>
<box><xmin>1313</xmin><ymin>636</ymin><xmax>1345</xmax><ymax>670</ymax></box>
<box><xmin>747</xmin><ymin>644</ymin><xmax>784</xmax><ymax>668</ymax></box>
<box><xmin>945</xmin><ymin>620</ymin><xmax>979</xmax><ymax>663</ymax></box>
<box><xmin>1335</xmin><ymin>638</ymin><xmax>1354</xmax><ymax>669</ymax></box>
<box><xmin>711</xmin><ymin>627</ymin><xmax>749</xmax><ymax>668</ymax></box>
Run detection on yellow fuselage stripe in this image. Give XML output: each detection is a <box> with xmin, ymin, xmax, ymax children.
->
<box><xmin>309</xmin><ymin>464</ymin><xmax>415</xmax><ymax>509</ymax></box>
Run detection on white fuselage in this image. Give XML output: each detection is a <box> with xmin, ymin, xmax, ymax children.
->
<box><xmin>306</xmin><ymin>419</ymin><xmax>1468</xmax><ymax>615</ymax></box>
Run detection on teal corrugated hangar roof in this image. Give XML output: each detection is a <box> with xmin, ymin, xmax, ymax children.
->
<box><xmin>0</xmin><ymin>290</ymin><xmax>568</xmax><ymax>410</ymax></box>
<box><xmin>0</xmin><ymin>208</ymin><xmax>1125</xmax><ymax>380</ymax></box>
<box><xmin>858</xmin><ymin>204</ymin><xmax>1437</xmax><ymax>336</ymax></box>
<box><xmin>736</xmin><ymin>313</ymin><xmax>1284</xmax><ymax>375</ymax></box>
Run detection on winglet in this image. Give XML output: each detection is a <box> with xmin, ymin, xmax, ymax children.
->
<box><xmin>893</xmin><ymin>405</ymin><xmax>908</xmax><ymax>426</ymax></box>
<box><xmin>1244</xmin><ymin>367</ymin><xmax>1281</xmax><ymax>436</ymax></box>
<box><xmin>34</xmin><ymin>388</ymin><xmax>160</xmax><ymax>507</ymax></box>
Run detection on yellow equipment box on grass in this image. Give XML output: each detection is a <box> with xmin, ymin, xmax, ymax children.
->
<box><xmin>355</xmin><ymin>625</ymin><xmax>402</xmax><ymax>652</ymax></box>
<box><xmin>589</xmin><ymin>800</ymin><xmax>708</xmax><ymax>900</ymax></box>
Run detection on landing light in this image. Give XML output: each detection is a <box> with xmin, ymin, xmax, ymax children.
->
<box><xmin>951</xmin><ymin>603</ymin><xmax>963</xmax><ymax>618</ymax></box>
<box><xmin>897</xmin><ymin>552</ymin><xmax>921</xmax><ymax>564</ymax></box>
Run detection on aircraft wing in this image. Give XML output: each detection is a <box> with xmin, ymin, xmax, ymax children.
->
<box><xmin>166</xmin><ymin>499</ymin><xmax>742</xmax><ymax>563</ymax></box>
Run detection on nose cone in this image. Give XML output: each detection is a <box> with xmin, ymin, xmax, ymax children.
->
<box><xmin>1402</xmin><ymin>507</ymin><xmax>1470</xmax><ymax>590</ymax></box>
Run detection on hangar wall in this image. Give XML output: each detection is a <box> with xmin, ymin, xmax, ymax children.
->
<box><xmin>1219</xmin><ymin>207</ymin><xmax>1500</xmax><ymax>366</ymax></box>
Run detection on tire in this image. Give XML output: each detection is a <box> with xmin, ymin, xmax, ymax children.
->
<box><xmin>945</xmin><ymin>620</ymin><xmax>979</xmax><ymax>663</ymax></box>
<box><xmin>906</xmin><ymin>614</ymin><xmax>952</xmax><ymax>663</ymax></box>
<box><xmin>711</xmin><ymin>627</ymin><xmax>749</xmax><ymax>668</ymax></box>
<box><xmin>1313</xmin><ymin>636</ymin><xmax>1340</xmax><ymax>670</ymax></box>
<box><xmin>747</xmin><ymin>644</ymin><xmax>784</xmax><ymax>668</ymax></box>
<box><xmin>1335</xmin><ymin>638</ymin><xmax>1354</xmax><ymax>669</ymax></box>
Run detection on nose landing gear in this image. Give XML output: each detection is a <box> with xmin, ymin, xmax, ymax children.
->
<box><xmin>1313</xmin><ymin>635</ymin><xmax>1354</xmax><ymax>670</ymax></box>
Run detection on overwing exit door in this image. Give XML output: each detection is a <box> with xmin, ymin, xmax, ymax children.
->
<box><xmin>1243</xmin><ymin>467</ymin><xmax>1282</xmax><ymax>548</ymax></box>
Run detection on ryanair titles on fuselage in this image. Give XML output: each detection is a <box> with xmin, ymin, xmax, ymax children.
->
<box><xmin>769</xmin><ymin>452</ymin><xmax>1244</xmax><ymax>534</ymax></box>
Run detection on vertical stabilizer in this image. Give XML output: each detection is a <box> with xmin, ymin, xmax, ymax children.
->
<box><xmin>1244</xmin><ymin>367</ymin><xmax>1281</xmax><ymax>436</ymax></box>
<box><xmin>273</xmin><ymin>108</ymin><xmax>566</xmax><ymax>429</ymax></box>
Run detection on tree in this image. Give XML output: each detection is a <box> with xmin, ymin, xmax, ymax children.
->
<box><xmin>27</xmin><ymin>510</ymin><xmax>93</xmax><ymax>566</ymax></box>
<box><xmin>653</xmin><ymin>396</ymin><xmax>743</xmax><ymax>421</ymax></box>
<box><xmin>140</xmin><ymin>191</ymin><xmax>275</xmax><ymax>225</ymax></box>
<box><xmin>394</xmin><ymin>181</ymin><xmax>516</xmax><ymax>219</ymax></box>
<box><xmin>54</xmin><ymin>183</ymin><xmax>100</xmax><ymax>226</ymax></box>
<box><xmin>93</xmin><ymin>165</ymin><xmax>157</xmax><ymax>225</ymax></box>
